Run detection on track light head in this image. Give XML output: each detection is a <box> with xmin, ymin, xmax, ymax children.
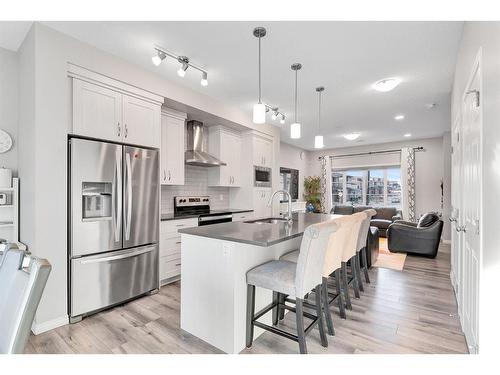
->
<box><xmin>152</xmin><ymin>50</ymin><xmax>166</xmax><ymax>66</ymax></box>
<box><xmin>201</xmin><ymin>71</ymin><xmax>208</xmax><ymax>87</ymax></box>
<box><xmin>280</xmin><ymin>115</ymin><xmax>286</xmax><ymax>124</ymax></box>
<box><xmin>177</xmin><ymin>56</ymin><xmax>189</xmax><ymax>77</ymax></box>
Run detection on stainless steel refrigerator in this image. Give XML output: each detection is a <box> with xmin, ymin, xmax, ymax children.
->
<box><xmin>68</xmin><ymin>138</ymin><xmax>159</xmax><ymax>322</ymax></box>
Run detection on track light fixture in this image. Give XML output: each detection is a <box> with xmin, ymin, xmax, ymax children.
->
<box><xmin>152</xmin><ymin>46</ymin><xmax>208</xmax><ymax>87</ymax></box>
<box><xmin>264</xmin><ymin>105</ymin><xmax>285</xmax><ymax>124</ymax></box>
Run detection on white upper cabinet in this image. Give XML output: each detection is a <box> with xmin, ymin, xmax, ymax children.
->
<box><xmin>70</xmin><ymin>68</ymin><xmax>163</xmax><ymax>148</ymax></box>
<box><xmin>208</xmin><ymin>127</ymin><xmax>241</xmax><ymax>187</ymax></box>
<box><xmin>73</xmin><ymin>79</ymin><xmax>122</xmax><ymax>142</ymax></box>
<box><xmin>161</xmin><ymin>110</ymin><xmax>186</xmax><ymax>185</ymax></box>
<box><xmin>122</xmin><ymin>94</ymin><xmax>161</xmax><ymax>148</ymax></box>
<box><xmin>252</xmin><ymin>135</ymin><xmax>273</xmax><ymax>167</ymax></box>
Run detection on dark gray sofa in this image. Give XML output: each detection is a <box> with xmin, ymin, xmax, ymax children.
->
<box><xmin>387</xmin><ymin>212</ymin><xmax>443</xmax><ymax>258</ymax></box>
<box><xmin>331</xmin><ymin>205</ymin><xmax>402</xmax><ymax>237</ymax></box>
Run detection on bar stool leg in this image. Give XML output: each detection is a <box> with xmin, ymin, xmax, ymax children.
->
<box><xmin>246</xmin><ymin>284</ymin><xmax>255</xmax><ymax>348</ymax></box>
<box><xmin>362</xmin><ymin>247</ymin><xmax>371</xmax><ymax>283</ymax></box>
<box><xmin>356</xmin><ymin>253</ymin><xmax>365</xmax><ymax>292</ymax></box>
<box><xmin>272</xmin><ymin>291</ymin><xmax>279</xmax><ymax>325</ymax></box>
<box><xmin>341</xmin><ymin>262</ymin><xmax>352</xmax><ymax>310</ymax></box>
<box><xmin>321</xmin><ymin>277</ymin><xmax>335</xmax><ymax>336</ymax></box>
<box><xmin>296</xmin><ymin>298</ymin><xmax>308</xmax><ymax>354</ymax></box>
<box><xmin>315</xmin><ymin>284</ymin><xmax>328</xmax><ymax>347</ymax></box>
<box><xmin>278</xmin><ymin>293</ymin><xmax>286</xmax><ymax>321</ymax></box>
<box><xmin>334</xmin><ymin>269</ymin><xmax>346</xmax><ymax>319</ymax></box>
<box><xmin>350</xmin><ymin>257</ymin><xmax>361</xmax><ymax>299</ymax></box>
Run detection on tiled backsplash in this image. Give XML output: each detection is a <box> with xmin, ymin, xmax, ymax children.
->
<box><xmin>161</xmin><ymin>165</ymin><xmax>230</xmax><ymax>213</ymax></box>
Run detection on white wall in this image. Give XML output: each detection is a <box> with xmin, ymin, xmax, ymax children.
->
<box><xmin>307</xmin><ymin>137</ymin><xmax>450</xmax><ymax>239</ymax></box>
<box><xmin>451</xmin><ymin>21</ymin><xmax>500</xmax><ymax>355</ymax></box>
<box><xmin>0</xmin><ymin>46</ymin><xmax>18</xmax><ymax>175</ymax></box>
<box><xmin>279</xmin><ymin>142</ymin><xmax>309</xmax><ymax>201</ymax></box>
<box><xmin>17</xmin><ymin>22</ymin><xmax>281</xmax><ymax>331</ymax></box>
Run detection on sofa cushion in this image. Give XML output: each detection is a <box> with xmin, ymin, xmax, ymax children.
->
<box><xmin>353</xmin><ymin>206</ymin><xmax>372</xmax><ymax>214</ymax></box>
<box><xmin>417</xmin><ymin>212</ymin><xmax>440</xmax><ymax>228</ymax></box>
<box><xmin>374</xmin><ymin>207</ymin><xmax>397</xmax><ymax>221</ymax></box>
<box><xmin>332</xmin><ymin>205</ymin><xmax>354</xmax><ymax>215</ymax></box>
<box><xmin>370</xmin><ymin>218</ymin><xmax>392</xmax><ymax>230</ymax></box>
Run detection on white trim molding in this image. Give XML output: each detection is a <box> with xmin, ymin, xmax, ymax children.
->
<box><xmin>31</xmin><ymin>315</ymin><xmax>69</xmax><ymax>335</ymax></box>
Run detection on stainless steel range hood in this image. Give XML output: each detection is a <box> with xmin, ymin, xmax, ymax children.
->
<box><xmin>185</xmin><ymin>120</ymin><xmax>226</xmax><ymax>167</ymax></box>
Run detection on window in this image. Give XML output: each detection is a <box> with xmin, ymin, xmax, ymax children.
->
<box><xmin>331</xmin><ymin>167</ymin><xmax>401</xmax><ymax>208</ymax></box>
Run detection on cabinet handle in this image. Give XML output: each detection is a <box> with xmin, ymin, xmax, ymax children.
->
<box><xmin>168</xmin><ymin>170</ymin><xmax>171</xmax><ymax>181</ymax></box>
<box><xmin>163</xmin><ymin>170</ymin><xmax>166</xmax><ymax>182</ymax></box>
<box><xmin>124</xmin><ymin>124</ymin><xmax>128</xmax><ymax>138</ymax></box>
<box><xmin>175</xmin><ymin>241</ymin><xmax>181</xmax><ymax>244</ymax></box>
<box><xmin>117</xmin><ymin>122</ymin><xmax>121</xmax><ymax>137</ymax></box>
<box><xmin>263</xmin><ymin>157</ymin><xmax>266</xmax><ymax>165</ymax></box>
<box><xmin>175</xmin><ymin>263</ymin><xmax>181</xmax><ymax>267</ymax></box>
<box><xmin>176</xmin><ymin>224</ymin><xmax>185</xmax><ymax>227</ymax></box>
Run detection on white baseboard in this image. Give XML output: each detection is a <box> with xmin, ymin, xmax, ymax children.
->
<box><xmin>31</xmin><ymin>315</ymin><xmax>69</xmax><ymax>335</ymax></box>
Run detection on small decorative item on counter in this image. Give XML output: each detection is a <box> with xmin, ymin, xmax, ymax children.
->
<box><xmin>0</xmin><ymin>167</ymin><xmax>12</xmax><ymax>188</ymax></box>
<box><xmin>303</xmin><ymin>176</ymin><xmax>321</xmax><ymax>213</ymax></box>
<box><xmin>306</xmin><ymin>202</ymin><xmax>315</xmax><ymax>213</ymax></box>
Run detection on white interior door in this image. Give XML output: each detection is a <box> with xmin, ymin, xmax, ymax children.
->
<box><xmin>451</xmin><ymin>115</ymin><xmax>462</xmax><ymax>307</ymax></box>
<box><xmin>459</xmin><ymin>54</ymin><xmax>482</xmax><ymax>353</ymax></box>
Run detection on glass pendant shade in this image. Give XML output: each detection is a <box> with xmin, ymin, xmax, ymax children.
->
<box><xmin>290</xmin><ymin>122</ymin><xmax>301</xmax><ymax>139</ymax></box>
<box><xmin>314</xmin><ymin>135</ymin><xmax>324</xmax><ymax>149</ymax></box>
<box><xmin>253</xmin><ymin>103</ymin><xmax>266</xmax><ymax>124</ymax></box>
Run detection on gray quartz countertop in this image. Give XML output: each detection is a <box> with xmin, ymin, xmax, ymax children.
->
<box><xmin>161</xmin><ymin>209</ymin><xmax>253</xmax><ymax>221</ymax></box>
<box><xmin>178</xmin><ymin>212</ymin><xmax>340</xmax><ymax>247</ymax></box>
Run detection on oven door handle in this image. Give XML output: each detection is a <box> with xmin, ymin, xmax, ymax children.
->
<box><xmin>198</xmin><ymin>214</ymin><xmax>233</xmax><ymax>223</ymax></box>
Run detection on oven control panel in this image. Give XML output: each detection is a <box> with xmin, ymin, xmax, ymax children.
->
<box><xmin>174</xmin><ymin>196</ymin><xmax>210</xmax><ymax>207</ymax></box>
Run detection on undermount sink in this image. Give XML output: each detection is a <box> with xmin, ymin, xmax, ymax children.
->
<box><xmin>244</xmin><ymin>217</ymin><xmax>290</xmax><ymax>224</ymax></box>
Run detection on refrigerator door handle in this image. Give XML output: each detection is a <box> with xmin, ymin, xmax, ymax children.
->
<box><xmin>125</xmin><ymin>152</ymin><xmax>133</xmax><ymax>241</ymax></box>
<box><xmin>114</xmin><ymin>149</ymin><xmax>122</xmax><ymax>242</ymax></box>
<box><xmin>78</xmin><ymin>246</ymin><xmax>156</xmax><ymax>265</ymax></box>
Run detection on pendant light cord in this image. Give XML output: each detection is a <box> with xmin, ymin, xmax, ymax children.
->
<box><xmin>318</xmin><ymin>90</ymin><xmax>322</xmax><ymax>130</ymax></box>
<box><xmin>258</xmin><ymin>36</ymin><xmax>262</xmax><ymax>104</ymax></box>
<box><xmin>294</xmin><ymin>69</ymin><xmax>298</xmax><ymax>122</ymax></box>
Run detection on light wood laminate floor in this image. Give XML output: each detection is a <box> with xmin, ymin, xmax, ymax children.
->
<box><xmin>26</xmin><ymin>243</ymin><xmax>468</xmax><ymax>354</ymax></box>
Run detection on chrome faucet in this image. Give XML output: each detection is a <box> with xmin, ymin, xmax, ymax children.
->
<box><xmin>267</xmin><ymin>190</ymin><xmax>293</xmax><ymax>223</ymax></box>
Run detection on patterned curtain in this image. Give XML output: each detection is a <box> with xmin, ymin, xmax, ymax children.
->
<box><xmin>400</xmin><ymin>148</ymin><xmax>416</xmax><ymax>221</ymax></box>
<box><xmin>319</xmin><ymin>156</ymin><xmax>333</xmax><ymax>214</ymax></box>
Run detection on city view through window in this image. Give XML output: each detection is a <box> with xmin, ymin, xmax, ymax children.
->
<box><xmin>332</xmin><ymin>167</ymin><xmax>402</xmax><ymax>208</ymax></box>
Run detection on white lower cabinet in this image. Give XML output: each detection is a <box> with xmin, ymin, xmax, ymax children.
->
<box><xmin>232</xmin><ymin>211</ymin><xmax>254</xmax><ymax>222</ymax></box>
<box><xmin>253</xmin><ymin>188</ymin><xmax>272</xmax><ymax>219</ymax></box>
<box><xmin>159</xmin><ymin>218</ymin><xmax>198</xmax><ymax>284</ymax></box>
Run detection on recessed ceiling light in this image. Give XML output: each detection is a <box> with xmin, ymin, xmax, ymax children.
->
<box><xmin>344</xmin><ymin>133</ymin><xmax>360</xmax><ymax>141</ymax></box>
<box><xmin>394</xmin><ymin>114</ymin><xmax>405</xmax><ymax>121</ymax></box>
<box><xmin>372</xmin><ymin>78</ymin><xmax>402</xmax><ymax>92</ymax></box>
<box><xmin>404</xmin><ymin>133</ymin><xmax>412</xmax><ymax>137</ymax></box>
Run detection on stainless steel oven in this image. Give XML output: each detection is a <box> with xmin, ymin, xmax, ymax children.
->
<box><xmin>254</xmin><ymin>166</ymin><xmax>272</xmax><ymax>188</ymax></box>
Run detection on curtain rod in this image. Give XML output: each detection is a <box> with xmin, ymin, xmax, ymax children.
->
<box><xmin>317</xmin><ymin>146</ymin><xmax>424</xmax><ymax>160</ymax></box>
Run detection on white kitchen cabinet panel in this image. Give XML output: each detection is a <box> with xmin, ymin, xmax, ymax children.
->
<box><xmin>252</xmin><ymin>136</ymin><xmax>273</xmax><ymax>167</ymax></box>
<box><xmin>208</xmin><ymin>127</ymin><xmax>241</xmax><ymax>187</ymax></box>
<box><xmin>73</xmin><ymin>79</ymin><xmax>122</xmax><ymax>142</ymax></box>
<box><xmin>253</xmin><ymin>188</ymin><xmax>272</xmax><ymax>219</ymax></box>
<box><xmin>161</xmin><ymin>111</ymin><xmax>186</xmax><ymax>185</ymax></box>
<box><xmin>122</xmin><ymin>94</ymin><xmax>161</xmax><ymax>148</ymax></box>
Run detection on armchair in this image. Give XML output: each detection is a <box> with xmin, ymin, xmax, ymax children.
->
<box><xmin>387</xmin><ymin>213</ymin><xmax>443</xmax><ymax>258</ymax></box>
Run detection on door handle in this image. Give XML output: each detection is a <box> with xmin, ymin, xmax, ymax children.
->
<box><xmin>125</xmin><ymin>152</ymin><xmax>132</xmax><ymax>241</ymax></box>
<box><xmin>114</xmin><ymin>149</ymin><xmax>122</xmax><ymax>242</ymax></box>
<box><xmin>79</xmin><ymin>246</ymin><xmax>155</xmax><ymax>264</ymax></box>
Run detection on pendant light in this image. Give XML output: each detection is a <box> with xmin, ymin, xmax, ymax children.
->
<box><xmin>253</xmin><ymin>27</ymin><xmax>267</xmax><ymax>124</ymax></box>
<box><xmin>290</xmin><ymin>63</ymin><xmax>302</xmax><ymax>139</ymax></box>
<box><xmin>314</xmin><ymin>86</ymin><xmax>325</xmax><ymax>149</ymax></box>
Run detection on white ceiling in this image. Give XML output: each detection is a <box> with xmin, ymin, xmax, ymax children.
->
<box><xmin>1</xmin><ymin>21</ymin><xmax>463</xmax><ymax>150</ymax></box>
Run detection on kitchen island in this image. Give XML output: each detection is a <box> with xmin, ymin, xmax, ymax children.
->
<box><xmin>179</xmin><ymin>212</ymin><xmax>339</xmax><ymax>353</ymax></box>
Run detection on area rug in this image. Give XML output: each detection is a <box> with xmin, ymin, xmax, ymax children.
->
<box><xmin>372</xmin><ymin>238</ymin><xmax>407</xmax><ymax>271</ymax></box>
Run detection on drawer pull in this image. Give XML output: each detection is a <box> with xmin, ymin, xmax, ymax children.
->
<box><xmin>176</xmin><ymin>224</ymin><xmax>185</xmax><ymax>227</ymax></box>
<box><xmin>175</xmin><ymin>263</ymin><xmax>181</xmax><ymax>267</ymax></box>
<box><xmin>175</xmin><ymin>241</ymin><xmax>181</xmax><ymax>244</ymax></box>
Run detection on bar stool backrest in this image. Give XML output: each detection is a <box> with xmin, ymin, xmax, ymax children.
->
<box><xmin>295</xmin><ymin>220</ymin><xmax>339</xmax><ymax>298</ymax></box>
<box><xmin>342</xmin><ymin>212</ymin><xmax>367</xmax><ymax>262</ymax></box>
<box><xmin>0</xmin><ymin>249</ymin><xmax>51</xmax><ymax>354</ymax></box>
<box><xmin>356</xmin><ymin>209</ymin><xmax>377</xmax><ymax>252</ymax></box>
<box><xmin>322</xmin><ymin>215</ymin><xmax>357</xmax><ymax>276</ymax></box>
